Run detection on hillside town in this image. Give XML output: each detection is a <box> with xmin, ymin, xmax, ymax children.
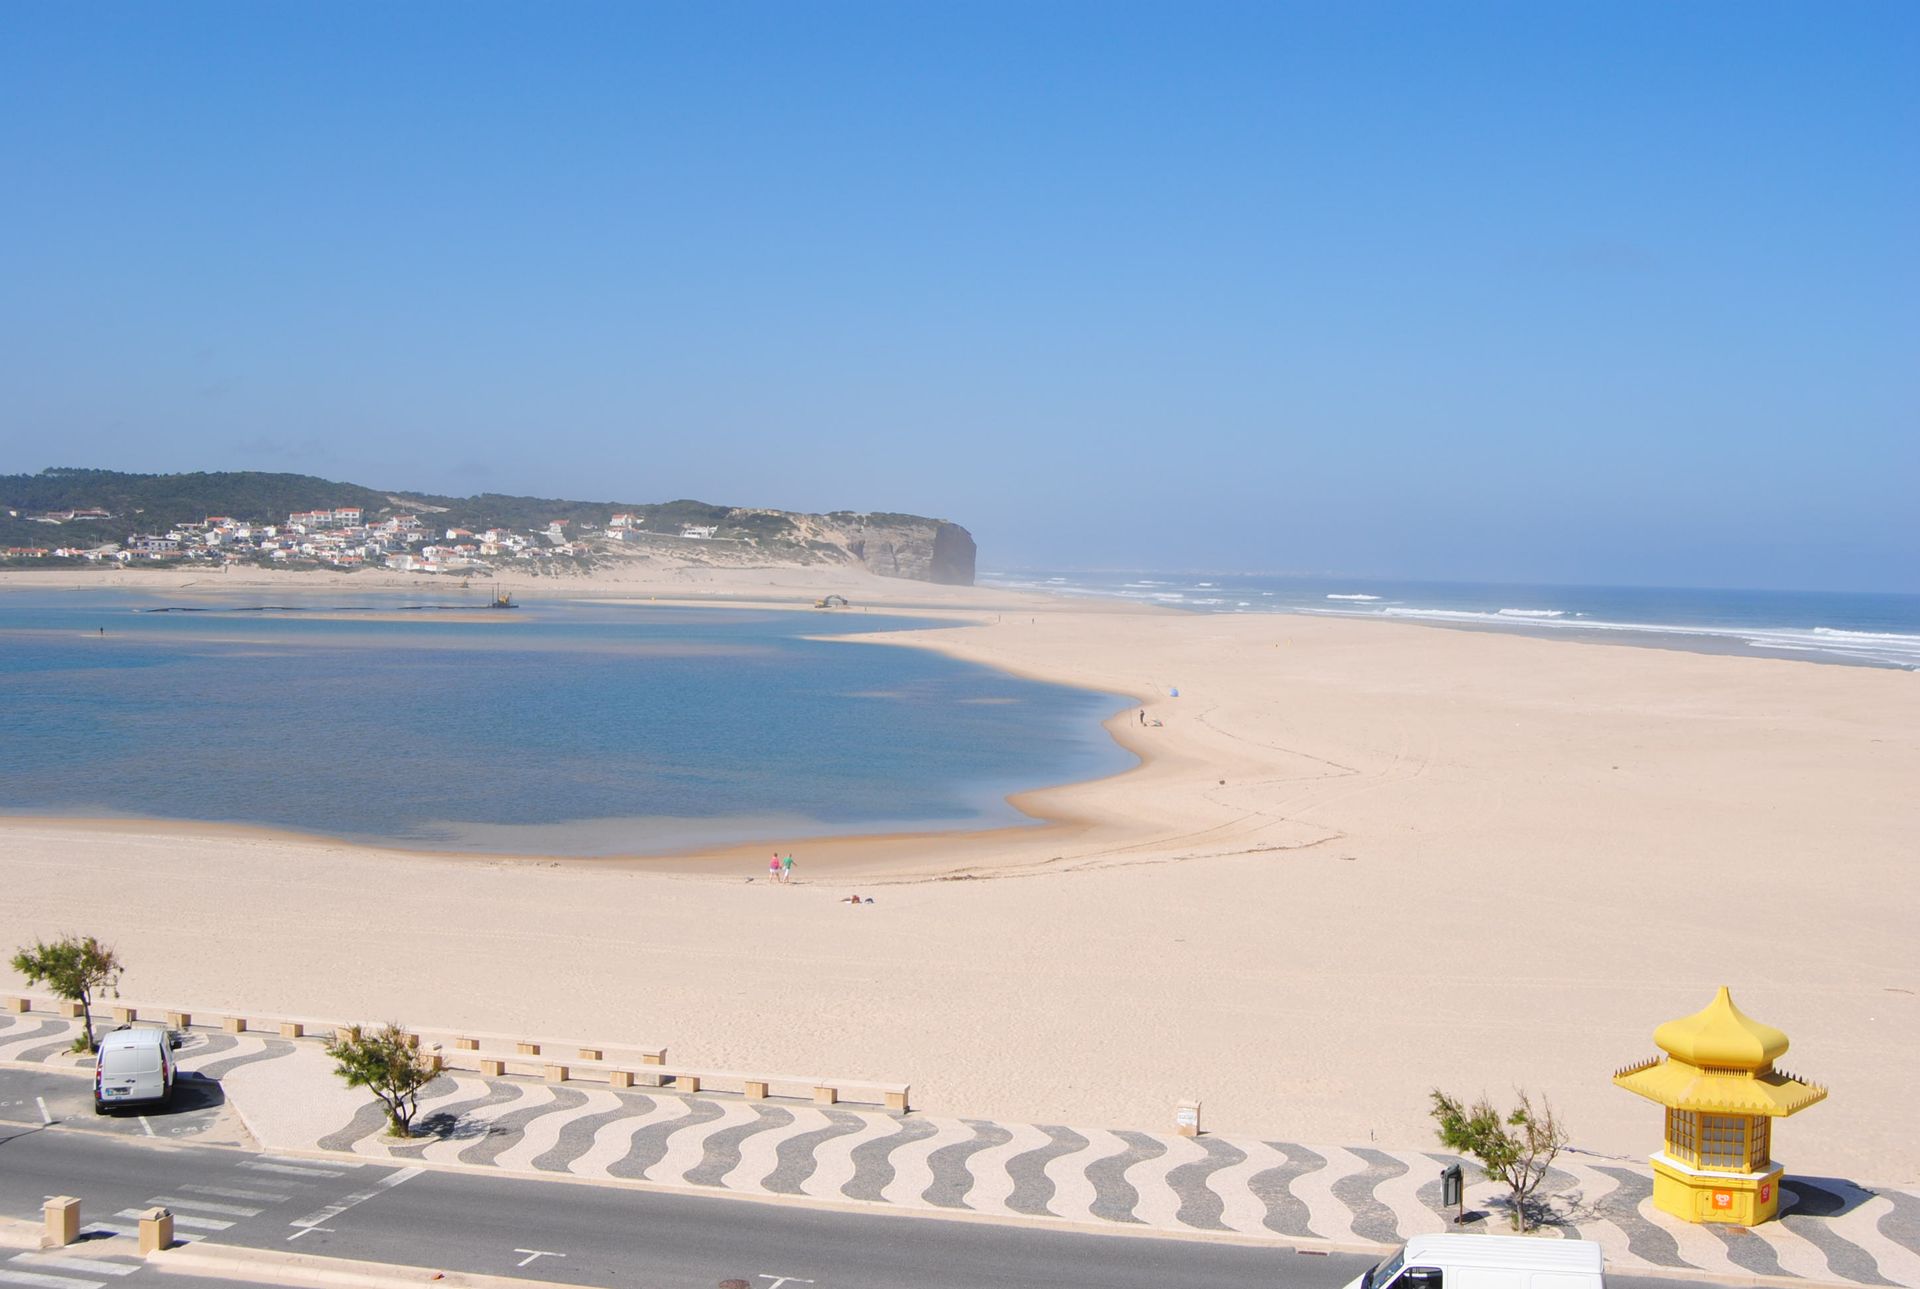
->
<box><xmin>1</xmin><ymin>503</ymin><xmax>731</xmax><ymax>574</ymax></box>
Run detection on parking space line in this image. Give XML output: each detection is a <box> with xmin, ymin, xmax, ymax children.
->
<box><xmin>9</xmin><ymin>1251</ymin><xmax>135</xmax><ymax>1276</ymax></box>
<box><xmin>34</xmin><ymin>1098</ymin><xmax>51</xmax><ymax>1125</ymax></box>
<box><xmin>241</xmin><ymin>1161</ymin><xmax>343</xmax><ymax>1178</ymax></box>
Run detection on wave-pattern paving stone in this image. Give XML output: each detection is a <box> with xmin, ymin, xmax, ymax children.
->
<box><xmin>1085</xmin><ymin>1131</ymin><xmax>1166</xmax><ymax>1225</ymax></box>
<box><xmin>684</xmin><ymin>1107</ymin><xmax>793</xmax><ymax>1188</ymax></box>
<box><xmin>1252</xmin><ymin>1143</ymin><xmax>1325</xmax><ymax>1238</ymax></box>
<box><xmin>1781</xmin><ymin>1182</ymin><xmax>1897</xmax><ymax>1287</ymax></box>
<box><xmin>316</xmin><ymin>1098</ymin><xmax>395</xmax><ymax>1153</ymax></box>
<box><xmin>1338</xmin><ymin>1147</ymin><xmax>1410</xmax><ymax>1244</ymax></box>
<box><xmin>194</xmin><ymin>1037</ymin><xmax>293</xmax><ymax>1082</ymax></box>
<box><xmin>843</xmin><ymin>1117</ymin><xmax>940</xmax><ymax>1203</ymax></box>
<box><xmin>1004</xmin><ymin>1126</ymin><xmax>1089</xmax><ymax>1217</ymax></box>
<box><xmin>609</xmin><ymin>1097</ymin><xmax>725</xmax><ymax>1180</ymax></box>
<box><xmin>1168</xmin><ymin>1136</ymin><xmax>1247</xmax><ymax>1231</ymax></box>
<box><xmin>0</xmin><ymin>1019</ymin><xmax>67</xmax><ymax>1056</ymax></box>
<box><xmin>764</xmin><ymin>1109</ymin><xmax>868</xmax><ymax>1195</ymax></box>
<box><xmin>1593</xmin><ymin>1166</ymin><xmax>1686</xmax><ymax>1267</ymax></box>
<box><xmin>460</xmin><ymin>1084</ymin><xmax>584</xmax><ymax>1166</ymax></box>
<box><xmin>1713</xmin><ymin>1225</ymin><xmax>1787</xmax><ymax>1278</ymax></box>
<box><xmin>1881</xmin><ymin>1190</ymin><xmax>1920</xmax><ymax>1263</ymax></box>
<box><xmin>532</xmin><ymin>1093</ymin><xmax>650</xmax><ymax>1173</ymax></box>
<box><xmin>1530</xmin><ymin>1162</ymin><xmax>1588</xmax><ymax>1238</ymax></box>
<box><xmin>389</xmin><ymin>1079</ymin><xmax>525</xmax><ymax>1159</ymax></box>
<box><xmin>922</xmin><ymin>1120</ymin><xmax>1014</xmax><ymax>1210</ymax></box>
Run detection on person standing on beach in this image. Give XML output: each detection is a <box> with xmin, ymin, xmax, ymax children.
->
<box><xmin>769</xmin><ymin>853</ymin><xmax>782</xmax><ymax>882</ymax></box>
<box><xmin>781</xmin><ymin>853</ymin><xmax>795</xmax><ymax>884</ymax></box>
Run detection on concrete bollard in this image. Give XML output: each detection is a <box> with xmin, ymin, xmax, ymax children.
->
<box><xmin>3</xmin><ymin>996</ymin><xmax>28</xmax><ymax>1014</ymax></box>
<box><xmin>221</xmin><ymin>1016</ymin><xmax>247</xmax><ymax>1034</ymax></box>
<box><xmin>577</xmin><ymin>1046</ymin><xmax>602</xmax><ymax>1061</ymax></box>
<box><xmin>58</xmin><ymin>999</ymin><xmax>84</xmax><ymax>1019</ymax></box>
<box><xmin>279</xmin><ymin>1021</ymin><xmax>305</xmax><ymax>1039</ymax></box>
<box><xmin>42</xmin><ymin>1197</ymin><xmax>81</xmax><ymax>1249</ymax></box>
<box><xmin>111</xmin><ymin>1005</ymin><xmax>138</xmax><ymax>1024</ymax></box>
<box><xmin>480</xmin><ymin>1058</ymin><xmax>506</xmax><ymax>1077</ymax></box>
<box><xmin>1175</xmin><ymin>1099</ymin><xmax>1202</xmax><ymax>1138</ymax></box>
<box><xmin>609</xmin><ymin>1069</ymin><xmax>635</xmax><ymax>1090</ymax></box>
<box><xmin>744</xmin><ymin>1079</ymin><xmax>770</xmax><ymax>1100</ymax></box>
<box><xmin>455</xmin><ymin>1037</ymin><xmax>479</xmax><ymax>1051</ymax></box>
<box><xmin>515</xmin><ymin>1040</ymin><xmax>541</xmax><ymax>1056</ymax></box>
<box><xmin>812</xmin><ymin>1085</ymin><xmax>839</xmax><ymax>1106</ymax></box>
<box><xmin>334</xmin><ymin>1023</ymin><xmax>360</xmax><ymax>1044</ymax></box>
<box><xmin>642</xmin><ymin>1051</ymin><xmax>665</xmax><ymax>1066</ymax></box>
<box><xmin>886</xmin><ymin>1088</ymin><xmax>911</xmax><ymax>1113</ymax></box>
<box><xmin>138</xmin><ymin>1206</ymin><xmax>174</xmax><ymax>1254</ymax></box>
<box><xmin>423</xmin><ymin>1052</ymin><xmax>443</xmax><ymax>1073</ymax></box>
<box><xmin>544</xmin><ymin>1063</ymin><xmax>569</xmax><ymax>1083</ymax></box>
<box><xmin>166</xmin><ymin>1010</ymin><xmax>192</xmax><ymax>1030</ymax></box>
<box><xmin>676</xmin><ymin>1074</ymin><xmax>702</xmax><ymax>1093</ymax></box>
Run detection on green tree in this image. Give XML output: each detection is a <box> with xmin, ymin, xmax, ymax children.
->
<box><xmin>10</xmin><ymin>935</ymin><xmax>123</xmax><ymax>1053</ymax></box>
<box><xmin>325</xmin><ymin>1023</ymin><xmax>440</xmax><ymax>1137</ymax></box>
<box><xmin>1430</xmin><ymin>1089</ymin><xmax>1569</xmax><ymax>1232</ymax></box>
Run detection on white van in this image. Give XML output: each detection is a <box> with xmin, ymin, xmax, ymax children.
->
<box><xmin>1343</xmin><ymin>1235</ymin><xmax>1606</xmax><ymax>1289</ymax></box>
<box><xmin>93</xmin><ymin>1026</ymin><xmax>175</xmax><ymax>1113</ymax></box>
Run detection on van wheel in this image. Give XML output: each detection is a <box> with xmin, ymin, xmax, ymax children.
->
<box><xmin>93</xmin><ymin>1102</ymin><xmax>107</xmax><ymax>1116</ymax></box>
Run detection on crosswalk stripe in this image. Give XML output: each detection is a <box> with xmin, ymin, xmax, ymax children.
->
<box><xmin>81</xmin><ymin>1223</ymin><xmax>201</xmax><ymax>1243</ymax></box>
<box><xmin>177</xmin><ymin>1183</ymin><xmax>289</xmax><ymax>1202</ymax></box>
<box><xmin>240</xmin><ymin>1161</ymin><xmax>343</xmax><ymax>1178</ymax></box>
<box><xmin>263</xmin><ymin>1154</ymin><xmax>362</xmax><ymax>1168</ymax></box>
<box><xmin>290</xmin><ymin>1165</ymin><xmax>424</xmax><ymax>1227</ymax></box>
<box><xmin>7</xmin><ymin>1253</ymin><xmax>134</xmax><ymax>1277</ymax></box>
<box><xmin>0</xmin><ymin>1268</ymin><xmax>106</xmax><ymax>1289</ymax></box>
<box><xmin>116</xmin><ymin>1208</ymin><xmax>231</xmax><ymax>1231</ymax></box>
<box><xmin>144</xmin><ymin>1195</ymin><xmax>261</xmax><ymax>1217</ymax></box>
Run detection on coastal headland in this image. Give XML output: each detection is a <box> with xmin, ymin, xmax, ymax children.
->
<box><xmin>2</xmin><ymin>564</ymin><xmax>1915</xmax><ymax>1184</ymax></box>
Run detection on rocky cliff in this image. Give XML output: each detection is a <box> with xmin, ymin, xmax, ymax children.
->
<box><xmin>790</xmin><ymin>512</ymin><xmax>978</xmax><ymax>585</ymax></box>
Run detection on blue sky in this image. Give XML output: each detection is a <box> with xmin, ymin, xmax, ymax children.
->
<box><xmin>2</xmin><ymin>3</ymin><xmax>1913</xmax><ymax>590</ymax></box>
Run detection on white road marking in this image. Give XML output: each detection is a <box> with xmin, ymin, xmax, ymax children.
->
<box><xmin>758</xmin><ymin>1277</ymin><xmax>816</xmax><ymax>1287</ymax></box>
<box><xmin>286</xmin><ymin>1226</ymin><xmax>333</xmax><ymax>1242</ymax></box>
<box><xmin>8</xmin><ymin>1252</ymin><xmax>134</xmax><ymax>1276</ymax></box>
<box><xmin>34</xmin><ymin>1097</ymin><xmax>51</xmax><ymax>1125</ymax></box>
<box><xmin>514</xmin><ymin>1250</ymin><xmax>565</xmax><ymax>1268</ymax></box>
<box><xmin>117</xmin><ymin>1208</ymin><xmax>231</xmax><ymax>1231</ymax></box>
<box><xmin>290</xmin><ymin>1165</ymin><xmax>424</xmax><ymax>1227</ymax></box>
<box><xmin>241</xmin><ymin>1161</ymin><xmax>344</xmax><ymax>1178</ymax></box>
<box><xmin>79</xmin><ymin>1223</ymin><xmax>200</xmax><ymax>1243</ymax></box>
<box><xmin>144</xmin><ymin>1195</ymin><xmax>262</xmax><ymax>1217</ymax></box>
<box><xmin>178</xmin><ymin>1183</ymin><xmax>289</xmax><ymax>1202</ymax></box>
<box><xmin>137</xmin><ymin>1116</ymin><xmax>154</xmax><ymax>1137</ymax></box>
<box><xmin>0</xmin><ymin>1268</ymin><xmax>108</xmax><ymax>1289</ymax></box>
<box><xmin>264</xmin><ymin>1154</ymin><xmax>362</xmax><ymax>1168</ymax></box>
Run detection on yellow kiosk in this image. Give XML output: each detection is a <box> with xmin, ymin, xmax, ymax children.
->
<box><xmin>1614</xmin><ymin>987</ymin><xmax>1824</xmax><ymax>1225</ymax></box>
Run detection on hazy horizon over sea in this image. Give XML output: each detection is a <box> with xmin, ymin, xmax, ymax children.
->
<box><xmin>0</xmin><ymin>588</ymin><xmax>1136</xmax><ymax>855</ymax></box>
<box><xmin>983</xmin><ymin>569</ymin><xmax>1920</xmax><ymax>670</ymax></box>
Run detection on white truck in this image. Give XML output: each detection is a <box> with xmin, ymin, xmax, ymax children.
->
<box><xmin>93</xmin><ymin>1026</ymin><xmax>176</xmax><ymax>1113</ymax></box>
<box><xmin>1344</xmin><ymin>1235</ymin><xmax>1606</xmax><ymax>1289</ymax></box>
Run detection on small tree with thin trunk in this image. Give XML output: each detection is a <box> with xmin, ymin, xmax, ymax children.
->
<box><xmin>1430</xmin><ymin>1089</ymin><xmax>1569</xmax><ymax>1232</ymax></box>
<box><xmin>326</xmin><ymin>1023</ymin><xmax>439</xmax><ymax>1137</ymax></box>
<box><xmin>10</xmin><ymin>935</ymin><xmax>123</xmax><ymax>1053</ymax></box>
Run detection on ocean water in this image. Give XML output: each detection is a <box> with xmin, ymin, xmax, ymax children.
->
<box><xmin>0</xmin><ymin>588</ymin><xmax>1135</xmax><ymax>855</ymax></box>
<box><xmin>984</xmin><ymin>570</ymin><xmax>1920</xmax><ymax>670</ymax></box>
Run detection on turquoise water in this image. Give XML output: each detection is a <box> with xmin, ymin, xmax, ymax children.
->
<box><xmin>0</xmin><ymin>588</ymin><xmax>1135</xmax><ymax>855</ymax></box>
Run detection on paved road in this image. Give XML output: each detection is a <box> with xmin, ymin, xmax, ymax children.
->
<box><xmin>0</xmin><ymin>1095</ymin><xmax>1735</xmax><ymax>1289</ymax></box>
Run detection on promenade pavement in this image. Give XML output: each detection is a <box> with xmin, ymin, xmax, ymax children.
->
<box><xmin>5</xmin><ymin>1011</ymin><xmax>1916</xmax><ymax>1287</ymax></box>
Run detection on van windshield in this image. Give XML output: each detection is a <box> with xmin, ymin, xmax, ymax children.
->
<box><xmin>102</xmin><ymin>1046</ymin><xmax>160</xmax><ymax>1074</ymax></box>
<box><xmin>1364</xmin><ymin>1250</ymin><xmax>1407</xmax><ymax>1289</ymax></box>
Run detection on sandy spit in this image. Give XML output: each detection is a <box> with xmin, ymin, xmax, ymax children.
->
<box><xmin>1</xmin><ymin>566</ymin><xmax>1914</xmax><ymax>1182</ymax></box>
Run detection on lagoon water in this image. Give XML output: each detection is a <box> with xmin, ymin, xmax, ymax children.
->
<box><xmin>0</xmin><ymin>589</ymin><xmax>1134</xmax><ymax>855</ymax></box>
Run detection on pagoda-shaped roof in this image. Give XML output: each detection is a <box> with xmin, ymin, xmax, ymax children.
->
<box><xmin>1654</xmin><ymin>986</ymin><xmax>1789</xmax><ymax>1071</ymax></box>
<box><xmin>1613</xmin><ymin>986</ymin><xmax>1826</xmax><ymax>1118</ymax></box>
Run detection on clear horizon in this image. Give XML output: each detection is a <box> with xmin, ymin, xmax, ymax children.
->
<box><xmin>2</xmin><ymin>3</ymin><xmax>1914</xmax><ymax>592</ymax></box>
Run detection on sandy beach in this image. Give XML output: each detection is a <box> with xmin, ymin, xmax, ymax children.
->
<box><xmin>2</xmin><ymin>566</ymin><xmax>1915</xmax><ymax>1183</ymax></box>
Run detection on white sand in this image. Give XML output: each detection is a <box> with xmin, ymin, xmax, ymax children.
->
<box><xmin>2</xmin><ymin>567</ymin><xmax>1914</xmax><ymax>1182</ymax></box>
